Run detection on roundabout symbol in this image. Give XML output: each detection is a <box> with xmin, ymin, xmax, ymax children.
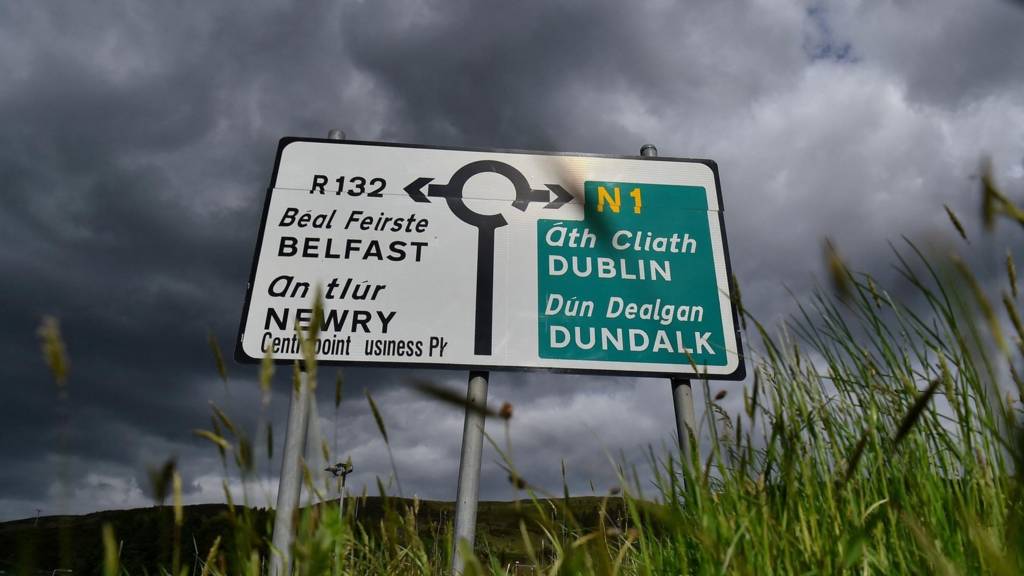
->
<box><xmin>403</xmin><ymin>160</ymin><xmax>575</xmax><ymax>356</ymax></box>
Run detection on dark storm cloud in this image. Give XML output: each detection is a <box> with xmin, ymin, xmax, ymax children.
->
<box><xmin>338</xmin><ymin>0</ymin><xmax>807</xmax><ymax>152</ymax></box>
<box><xmin>1</xmin><ymin>0</ymin><xmax>1023</xmax><ymax>521</ymax></box>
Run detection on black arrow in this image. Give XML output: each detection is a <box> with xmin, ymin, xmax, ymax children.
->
<box><xmin>403</xmin><ymin>177</ymin><xmax>433</xmax><ymax>203</ymax></box>
<box><xmin>427</xmin><ymin>183</ymin><xmax>456</xmax><ymax>199</ymax></box>
<box><xmin>511</xmin><ymin>188</ymin><xmax>551</xmax><ymax>212</ymax></box>
<box><xmin>544</xmin><ymin>184</ymin><xmax>574</xmax><ymax>209</ymax></box>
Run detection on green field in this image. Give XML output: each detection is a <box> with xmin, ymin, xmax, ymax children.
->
<box><xmin>20</xmin><ymin>163</ymin><xmax>1024</xmax><ymax>574</ymax></box>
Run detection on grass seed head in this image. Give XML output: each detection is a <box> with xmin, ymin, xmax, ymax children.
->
<box><xmin>37</xmin><ymin>315</ymin><xmax>69</xmax><ymax>388</ymax></box>
<box><xmin>892</xmin><ymin>378</ymin><xmax>943</xmax><ymax>447</ymax></box>
<box><xmin>824</xmin><ymin>238</ymin><xmax>853</xmax><ymax>301</ymax></box>
<box><xmin>1008</xmin><ymin>249</ymin><xmax>1018</xmax><ymax>298</ymax></box>
<box><xmin>172</xmin><ymin>471</ymin><xmax>183</xmax><ymax>526</ymax></box>
<box><xmin>193</xmin><ymin>429</ymin><xmax>231</xmax><ymax>452</ymax></box>
<box><xmin>944</xmin><ymin>204</ymin><xmax>968</xmax><ymax>241</ymax></box>
<box><xmin>980</xmin><ymin>156</ymin><xmax>998</xmax><ymax>230</ymax></box>
<box><xmin>148</xmin><ymin>458</ymin><xmax>176</xmax><ymax>505</ymax></box>
<box><xmin>508</xmin><ymin>473</ymin><xmax>528</xmax><ymax>490</ymax></box>
<box><xmin>952</xmin><ymin>253</ymin><xmax>1008</xmax><ymax>353</ymax></box>
<box><xmin>259</xmin><ymin>349</ymin><xmax>274</xmax><ymax>405</ymax></box>
<box><xmin>365</xmin><ymin>389</ymin><xmax>389</xmax><ymax>445</ymax></box>
<box><xmin>207</xmin><ymin>332</ymin><xmax>228</xmax><ymax>387</ymax></box>
<box><xmin>335</xmin><ymin>370</ymin><xmax>344</xmax><ymax>409</ymax></box>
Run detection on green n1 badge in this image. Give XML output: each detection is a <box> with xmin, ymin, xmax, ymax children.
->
<box><xmin>537</xmin><ymin>181</ymin><xmax>729</xmax><ymax>369</ymax></box>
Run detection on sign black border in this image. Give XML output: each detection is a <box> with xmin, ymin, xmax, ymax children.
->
<box><xmin>234</xmin><ymin>137</ymin><xmax>747</xmax><ymax>381</ymax></box>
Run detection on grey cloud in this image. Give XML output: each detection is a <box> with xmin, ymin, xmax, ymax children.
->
<box><xmin>826</xmin><ymin>0</ymin><xmax>1024</xmax><ymax>107</ymax></box>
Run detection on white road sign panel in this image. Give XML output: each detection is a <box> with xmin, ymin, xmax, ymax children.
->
<box><xmin>236</xmin><ymin>139</ymin><xmax>744</xmax><ymax>379</ymax></box>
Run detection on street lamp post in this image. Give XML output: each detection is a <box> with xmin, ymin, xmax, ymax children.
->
<box><xmin>325</xmin><ymin>460</ymin><xmax>353</xmax><ymax>575</ymax></box>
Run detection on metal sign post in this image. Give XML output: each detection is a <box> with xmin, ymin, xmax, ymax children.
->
<box><xmin>671</xmin><ymin>376</ymin><xmax>696</xmax><ymax>471</ymax></box>
<box><xmin>268</xmin><ymin>129</ymin><xmax>345</xmax><ymax>576</ymax></box>
<box><xmin>639</xmin><ymin>144</ymin><xmax>699</xmax><ymax>473</ymax></box>
<box><xmin>270</xmin><ymin>370</ymin><xmax>311</xmax><ymax>576</ymax></box>
<box><xmin>304</xmin><ymin>389</ymin><xmax>326</xmax><ymax>503</ymax></box>
<box><xmin>269</xmin><ymin>377</ymin><xmax>327</xmax><ymax>576</ymax></box>
<box><xmin>451</xmin><ymin>370</ymin><xmax>489</xmax><ymax>575</ymax></box>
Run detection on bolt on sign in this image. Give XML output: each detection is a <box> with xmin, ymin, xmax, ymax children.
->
<box><xmin>236</xmin><ymin>139</ymin><xmax>744</xmax><ymax>379</ymax></box>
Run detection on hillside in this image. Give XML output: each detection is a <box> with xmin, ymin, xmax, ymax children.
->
<box><xmin>0</xmin><ymin>496</ymin><xmax>627</xmax><ymax>574</ymax></box>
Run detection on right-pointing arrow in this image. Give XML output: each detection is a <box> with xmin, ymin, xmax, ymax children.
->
<box><xmin>511</xmin><ymin>188</ymin><xmax>551</xmax><ymax>211</ymax></box>
<box><xmin>543</xmin><ymin>184</ymin><xmax>574</xmax><ymax>209</ymax></box>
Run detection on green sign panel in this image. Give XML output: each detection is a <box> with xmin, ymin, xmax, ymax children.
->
<box><xmin>537</xmin><ymin>181</ymin><xmax>728</xmax><ymax>368</ymax></box>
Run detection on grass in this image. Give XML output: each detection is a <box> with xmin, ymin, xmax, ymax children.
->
<box><xmin>22</xmin><ymin>158</ymin><xmax>1024</xmax><ymax>574</ymax></box>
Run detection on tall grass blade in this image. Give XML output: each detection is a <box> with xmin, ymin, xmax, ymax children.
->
<box><xmin>365</xmin><ymin>389</ymin><xmax>403</xmax><ymax>496</ymax></box>
<box><xmin>199</xmin><ymin>536</ymin><xmax>221</xmax><ymax>576</ymax></box>
<box><xmin>102</xmin><ymin>523</ymin><xmax>119</xmax><ymax>576</ymax></box>
<box><xmin>412</xmin><ymin>379</ymin><xmax>500</xmax><ymax>417</ymax></box>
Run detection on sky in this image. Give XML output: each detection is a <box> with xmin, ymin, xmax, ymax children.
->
<box><xmin>2</xmin><ymin>0</ymin><xmax>1024</xmax><ymax>522</ymax></box>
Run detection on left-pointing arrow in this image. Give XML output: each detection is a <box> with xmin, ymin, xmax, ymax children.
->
<box><xmin>403</xmin><ymin>177</ymin><xmax>433</xmax><ymax>202</ymax></box>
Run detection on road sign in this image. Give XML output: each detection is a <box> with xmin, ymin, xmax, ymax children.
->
<box><xmin>236</xmin><ymin>139</ymin><xmax>744</xmax><ymax>379</ymax></box>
